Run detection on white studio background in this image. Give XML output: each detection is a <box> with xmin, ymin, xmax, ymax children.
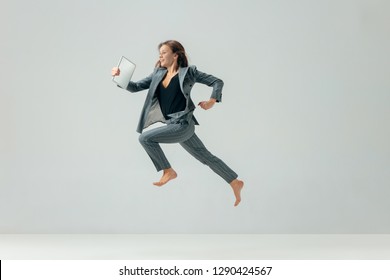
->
<box><xmin>0</xmin><ymin>0</ymin><xmax>389</xmax><ymax>233</ymax></box>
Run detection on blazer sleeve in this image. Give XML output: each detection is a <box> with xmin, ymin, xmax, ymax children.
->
<box><xmin>191</xmin><ymin>65</ymin><xmax>224</xmax><ymax>102</ymax></box>
<box><xmin>123</xmin><ymin>70</ymin><xmax>155</xmax><ymax>93</ymax></box>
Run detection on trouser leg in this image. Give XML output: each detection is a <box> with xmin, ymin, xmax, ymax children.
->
<box><xmin>180</xmin><ymin>133</ymin><xmax>238</xmax><ymax>183</ymax></box>
<box><xmin>138</xmin><ymin>121</ymin><xmax>195</xmax><ymax>171</ymax></box>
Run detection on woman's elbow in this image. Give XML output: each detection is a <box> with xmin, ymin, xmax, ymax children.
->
<box><xmin>216</xmin><ymin>79</ymin><xmax>224</xmax><ymax>90</ymax></box>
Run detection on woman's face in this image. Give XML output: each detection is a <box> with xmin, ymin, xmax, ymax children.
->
<box><xmin>159</xmin><ymin>44</ymin><xmax>177</xmax><ymax>68</ymax></box>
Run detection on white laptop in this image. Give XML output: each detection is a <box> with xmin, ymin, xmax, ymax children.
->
<box><xmin>112</xmin><ymin>56</ymin><xmax>136</xmax><ymax>88</ymax></box>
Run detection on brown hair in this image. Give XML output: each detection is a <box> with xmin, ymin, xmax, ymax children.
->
<box><xmin>155</xmin><ymin>40</ymin><xmax>188</xmax><ymax>70</ymax></box>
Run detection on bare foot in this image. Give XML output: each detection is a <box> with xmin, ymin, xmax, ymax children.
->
<box><xmin>230</xmin><ymin>179</ymin><xmax>244</xmax><ymax>207</ymax></box>
<box><xmin>153</xmin><ymin>168</ymin><xmax>177</xmax><ymax>187</ymax></box>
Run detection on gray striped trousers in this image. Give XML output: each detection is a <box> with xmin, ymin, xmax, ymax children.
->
<box><xmin>138</xmin><ymin>120</ymin><xmax>238</xmax><ymax>183</ymax></box>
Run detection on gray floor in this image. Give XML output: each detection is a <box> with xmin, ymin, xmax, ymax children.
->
<box><xmin>1</xmin><ymin>234</ymin><xmax>390</xmax><ymax>259</ymax></box>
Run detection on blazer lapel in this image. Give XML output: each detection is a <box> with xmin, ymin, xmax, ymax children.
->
<box><xmin>149</xmin><ymin>68</ymin><xmax>167</xmax><ymax>98</ymax></box>
<box><xmin>178</xmin><ymin>67</ymin><xmax>189</xmax><ymax>94</ymax></box>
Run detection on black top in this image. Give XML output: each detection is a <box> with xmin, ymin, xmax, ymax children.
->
<box><xmin>156</xmin><ymin>74</ymin><xmax>186</xmax><ymax>120</ymax></box>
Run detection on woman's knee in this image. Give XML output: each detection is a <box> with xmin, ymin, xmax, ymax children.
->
<box><xmin>138</xmin><ymin>132</ymin><xmax>150</xmax><ymax>144</ymax></box>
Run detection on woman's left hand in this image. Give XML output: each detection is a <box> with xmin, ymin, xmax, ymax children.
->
<box><xmin>198</xmin><ymin>98</ymin><xmax>216</xmax><ymax>110</ymax></box>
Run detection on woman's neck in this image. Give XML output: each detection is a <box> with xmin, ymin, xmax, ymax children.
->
<box><xmin>166</xmin><ymin>63</ymin><xmax>178</xmax><ymax>75</ymax></box>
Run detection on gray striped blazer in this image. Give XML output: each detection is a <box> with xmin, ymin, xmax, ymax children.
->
<box><xmin>125</xmin><ymin>66</ymin><xmax>224</xmax><ymax>133</ymax></box>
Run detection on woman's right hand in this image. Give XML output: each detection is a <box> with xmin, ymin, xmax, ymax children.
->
<box><xmin>111</xmin><ymin>67</ymin><xmax>120</xmax><ymax>76</ymax></box>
